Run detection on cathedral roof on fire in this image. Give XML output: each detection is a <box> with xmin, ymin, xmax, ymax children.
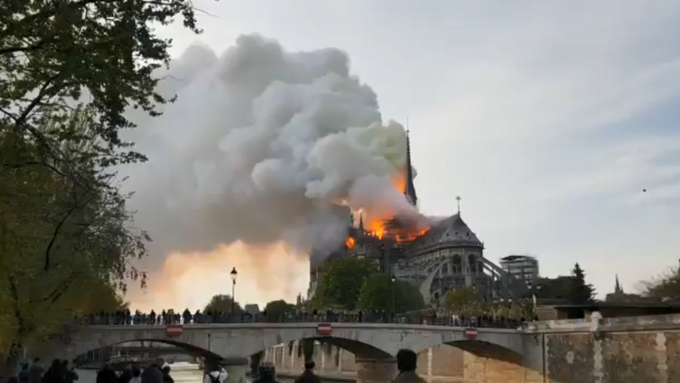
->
<box><xmin>412</xmin><ymin>213</ymin><xmax>483</xmax><ymax>249</ymax></box>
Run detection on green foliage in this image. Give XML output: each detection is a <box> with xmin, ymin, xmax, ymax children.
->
<box><xmin>316</xmin><ymin>257</ymin><xmax>376</xmax><ymax>310</ymax></box>
<box><xmin>535</xmin><ymin>276</ymin><xmax>573</xmax><ymax>302</ymax></box>
<box><xmin>0</xmin><ymin>127</ymin><xmax>146</xmax><ymax>367</ymax></box>
<box><xmin>641</xmin><ymin>265</ymin><xmax>680</xmax><ymax>301</ymax></box>
<box><xmin>0</xmin><ymin>0</ymin><xmax>202</xmax><ymax>173</ymax></box>
<box><xmin>568</xmin><ymin>263</ymin><xmax>596</xmax><ymax>304</ymax></box>
<box><xmin>264</xmin><ymin>299</ymin><xmax>295</xmax><ymax>320</ymax></box>
<box><xmin>204</xmin><ymin>294</ymin><xmax>243</xmax><ymax>314</ymax></box>
<box><xmin>0</xmin><ymin>0</ymin><xmax>207</xmax><ymax>369</ymax></box>
<box><xmin>443</xmin><ymin>287</ymin><xmax>483</xmax><ymax>316</ymax></box>
<box><xmin>357</xmin><ymin>274</ymin><xmax>425</xmax><ymax>313</ymax></box>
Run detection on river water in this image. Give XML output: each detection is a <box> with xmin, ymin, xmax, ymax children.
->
<box><xmin>75</xmin><ymin>362</ymin><xmax>476</xmax><ymax>383</ymax></box>
<box><xmin>75</xmin><ymin>363</ymin><xmax>302</xmax><ymax>383</ymax></box>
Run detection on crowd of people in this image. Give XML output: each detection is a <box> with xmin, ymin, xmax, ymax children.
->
<box><xmin>4</xmin><ymin>345</ymin><xmax>432</xmax><ymax>383</ymax></box>
<box><xmin>75</xmin><ymin>309</ymin><xmax>528</xmax><ymax>329</ymax></box>
<box><xmin>95</xmin><ymin>358</ymin><xmax>178</xmax><ymax>383</ymax></box>
<box><xmin>8</xmin><ymin>358</ymin><xmax>79</xmax><ymax>383</ymax></box>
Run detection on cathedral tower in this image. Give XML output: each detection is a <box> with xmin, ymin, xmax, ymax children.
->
<box><xmin>404</xmin><ymin>130</ymin><xmax>418</xmax><ymax>206</ymax></box>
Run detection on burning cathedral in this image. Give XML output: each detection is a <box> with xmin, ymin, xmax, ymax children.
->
<box><xmin>307</xmin><ymin>132</ymin><xmax>528</xmax><ymax>307</ymax></box>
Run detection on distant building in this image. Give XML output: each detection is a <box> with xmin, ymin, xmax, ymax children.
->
<box><xmin>500</xmin><ymin>255</ymin><xmax>539</xmax><ymax>288</ymax></box>
<box><xmin>605</xmin><ymin>275</ymin><xmax>649</xmax><ymax>303</ymax></box>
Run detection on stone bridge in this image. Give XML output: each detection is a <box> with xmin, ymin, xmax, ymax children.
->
<box><xmin>62</xmin><ymin>323</ymin><xmax>529</xmax><ymax>359</ymax></box>
<box><xmin>52</xmin><ymin>322</ymin><xmax>542</xmax><ymax>382</ymax></box>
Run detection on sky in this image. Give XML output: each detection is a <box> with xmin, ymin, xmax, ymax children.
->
<box><xmin>124</xmin><ymin>1</ymin><xmax>680</xmax><ymax>308</ymax></box>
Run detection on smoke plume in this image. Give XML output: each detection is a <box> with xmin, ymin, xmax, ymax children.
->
<box><xmin>122</xmin><ymin>35</ymin><xmax>415</xmax><ymax>309</ymax></box>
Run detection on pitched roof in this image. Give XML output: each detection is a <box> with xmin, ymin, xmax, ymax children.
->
<box><xmin>411</xmin><ymin>213</ymin><xmax>483</xmax><ymax>248</ymax></box>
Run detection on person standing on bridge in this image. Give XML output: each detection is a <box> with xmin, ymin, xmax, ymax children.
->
<box><xmin>391</xmin><ymin>349</ymin><xmax>426</xmax><ymax>383</ymax></box>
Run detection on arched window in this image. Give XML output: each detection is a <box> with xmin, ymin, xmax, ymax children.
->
<box><xmin>442</xmin><ymin>264</ymin><xmax>449</xmax><ymax>274</ymax></box>
<box><xmin>469</xmin><ymin>254</ymin><xmax>478</xmax><ymax>273</ymax></box>
<box><xmin>452</xmin><ymin>255</ymin><xmax>462</xmax><ymax>274</ymax></box>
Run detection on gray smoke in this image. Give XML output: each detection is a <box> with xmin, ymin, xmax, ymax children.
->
<box><xmin>122</xmin><ymin>34</ymin><xmax>416</xmax><ymax>269</ymax></box>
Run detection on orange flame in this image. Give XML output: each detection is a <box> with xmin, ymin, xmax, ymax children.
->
<box><xmin>395</xmin><ymin>227</ymin><xmax>430</xmax><ymax>243</ymax></box>
<box><xmin>345</xmin><ymin>236</ymin><xmax>355</xmax><ymax>249</ymax></box>
<box><xmin>391</xmin><ymin>175</ymin><xmax>406</xmax><ymax>193</ymax></box>
<box><xmin>367</xmin><ymin>218</ymin><xmax>385</xmax><ymax>239</ymax></box>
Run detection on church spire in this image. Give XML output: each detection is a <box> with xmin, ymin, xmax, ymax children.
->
<box><xmin>404</xmin><ymin>129</ymin><xmax>418</xmax><ymax>206</ymax></box>
<box><xmin>358</xmin><ymin>214</ymin><xmax>365</xmax><ymax>231</ymax></box>
<box><xmin>614</xmin><ymin>274</ymin><xmax>623</xmax><ymax>294</ymax></box>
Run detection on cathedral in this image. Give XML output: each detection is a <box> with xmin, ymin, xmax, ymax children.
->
<box><xmin>308</xmin><ymin>133</ymin><xmax>528</xmax><ymax>307</ymax></box>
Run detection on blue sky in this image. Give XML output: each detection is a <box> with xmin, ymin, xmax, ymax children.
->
<box><xmin>155</xmin><ymin>1</ymin><xmax>680</xmax><ymax>298</ymax></box>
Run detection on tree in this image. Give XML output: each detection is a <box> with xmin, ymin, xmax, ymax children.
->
<box><xmin>204</xmin><ymin>294</ymin><xmax>243</xmax><ymax>314</ymax></box>
<box><xmin>443</xmin><ymin>287</ymin><xmax>483</xmax><ymax>316</ymax></box>
<box><xmin>0</xmin><ymin>0</ymin><xmax>203</xmax><ymax>180</ymax></box>
<box><xmin>264</xmin><ymin>300</ymin><xmax>295</xmax><ymax>321</ymax></box>
<box><xmin>0</xmin><ymin>125</ymin><xmax>147</xmax><ymax>371</ymax></box>
<box><xmin>315</xmin><ymin>257</ymin><xmax>376</xmax><ymax>310</ymax></box>
<box><xmin>641</xmin><ymin>264</ymin><xmax>680</xmax><ymax>301</ymax></box>
<box><xmin>568</xmin><ymin>263</ymin><xmax>596</xmax><ymax>304</ymax></box>
<box><xmin>357</xmin><ymin>274</ymin><xmax>425</xmax><ymax>313</ymax></box>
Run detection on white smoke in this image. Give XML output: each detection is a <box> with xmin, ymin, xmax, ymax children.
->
<box><xmin>121</xmin><ymin>35</ymin><xmax>419</xmax><ymax>307</ymax></box>
<box><xmin>124</xmin><ymin>35</ymin><xmax>415</xmax><ymax>256</ymax></box>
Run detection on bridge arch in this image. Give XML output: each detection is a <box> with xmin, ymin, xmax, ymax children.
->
<box><xmin>70</xmin><ymin>338</ymin><xmax>222</xmax><ymax>362</ymax></box>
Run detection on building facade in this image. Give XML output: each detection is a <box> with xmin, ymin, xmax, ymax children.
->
<box><xmin>308</xmin><ymin>133</ymin><xmax>527</xmax><ymax>306</ymax></box>
<box><xmin>500</xmin><ymin>255</ymin><xmax>540</xmax><ymax>288</ymax></box>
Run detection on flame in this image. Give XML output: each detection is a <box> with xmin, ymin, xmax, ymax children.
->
<box><xmin>345</xmin><ymin>236</ymin><xmax>355</xmax><ymax>249</ymax></box>
<box><xmin>367</xmin><ymin>218</ymin><xmax>385</xmax><ymax>239</ymax></box>
<box><xmin>391</xmin><ymin>175</ymin><xmax>406</xmax><ymax>193</ymax></box>
<box><xmin>395</xmin><ymin>227</ymin><xmax>430</xmax><ymax>242</ymax></box>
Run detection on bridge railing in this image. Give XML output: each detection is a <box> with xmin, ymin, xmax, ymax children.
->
<box><xmin>74</xmin><ymin>312</ymin><xmax>523</xmax><ymax>329</ymax></box>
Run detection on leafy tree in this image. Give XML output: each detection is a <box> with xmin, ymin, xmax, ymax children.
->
<box><xmin>0</xmin><ymin>125</ymin><xmax>147</xmax><ymax>370</ymax></box>
<box><xmin>204</xmin><ymin>294</ymin><xmax>243</xmax><ymax>314</ymax></box>
<box><xmin>264</xmin><ymin>300</ymin><xmax>295</xmax><ymax>321</ymax></box>
<box><xmin>534</xmin><ymin>276</ymin><xmax>573</xmax><ymax>303</ymax></box>
<box><xmin>316</xmin><ymin>257</ymin><xmax>376</xmax><ymax>310</ymax></box>
<box><xmin>0</xmin><ymin>0</ymin><xmax>203</xmax><ymax>179</ymax></box>
<box><xmin>568</xmin><ymin>263</ymin><xmax>596</xmax><ymax>304</ymax></box>
<box><xmin>443</xmin><ymin>287</ymin><xmax>483</xmax><ymax>316</ymax></box>
<box><xmin>357</xmin><ymin>274</ymin><xmax>425</xmax><ymax>313</ymax></box>
<box><xmin>641</xmin><ymin>264</ymin><xmax>680</xmax><ymax>301</ymax></box>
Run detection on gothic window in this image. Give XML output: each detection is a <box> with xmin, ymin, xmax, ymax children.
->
<box><xmin>469</xmin><ymin>254</ymin><xmax>478</xmax><ymax>273</ymax></box>
<box><xmin>452</xmin><ymin>255</ymin><xmax>462</xmax><ymax>274</ymax></box>
<box><xmin>442</xmin><ymin>264</ymin><xmax>449</xmax><ymax>274</ymax></box>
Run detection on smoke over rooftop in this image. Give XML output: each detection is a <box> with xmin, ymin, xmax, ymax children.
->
<box><xmin>122</xmin><ymin>35</ymin><xmax>415</xmax><ymax>309</ymax></box>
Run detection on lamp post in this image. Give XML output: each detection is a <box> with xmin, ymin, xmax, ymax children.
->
<box><xmin>230</xmin><ymin>267</ymin><xmax>238</xmax><ymax>314</ymax></box>
<box><xmin>391</xmin><ymin>274</ymin><xmax>396</xmax><ymax>321</ymax></box>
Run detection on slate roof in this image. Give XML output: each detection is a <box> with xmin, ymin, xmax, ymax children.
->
<box><xmin>410</xmin><ymin>213</ymin><xmax>483</xmax><ymax>249</ymax></box>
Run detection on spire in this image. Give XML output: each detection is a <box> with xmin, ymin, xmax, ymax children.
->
<box><xmin>404</xmin><ymin>129</ymin><xmax>418</xmax><ymax>206</ymax></box>
<box><xmin>358</xmin><ymin>214</ymin><xmax>364</xmax><ymax>231</ymax></box>
<box><xmin>614</xmin><ymin>275</ymin><xmax>623</xmax><ymax>294</ymax></box>
<box><xmin>456</xmin><ymin>196</ymin><xmax>462</xmax><ymax>215</ymax></box>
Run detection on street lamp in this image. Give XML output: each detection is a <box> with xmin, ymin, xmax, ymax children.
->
<box><xmin>391</xmin><ymin>274</ymin><xmax>396</xmax><ymax>320</ymax></box>
<box><xmin>230</xmin><ymin>267</ymin><xmax>238</xmax><ymax>314</ymax></box>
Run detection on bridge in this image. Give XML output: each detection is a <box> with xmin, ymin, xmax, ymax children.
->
<box><xmin>49</xmin><ymin>322</ymin><xmax>540</xmax><ymax>382</ymax></box>
<box><xmin>41</xmin><ymin>314</ymin><xmax>680</xmax><ymax>383</ymax></box>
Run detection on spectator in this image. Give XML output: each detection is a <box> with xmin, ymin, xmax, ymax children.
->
<box><xmin>161</xmin><ymin>366</ymin><xmax>173</xmax><ymax>383</ymax></box>
<box><xmin>294</xmin><ymin>361</ymin><xmax>320</xmax><ymax>383</ymax></box>
<box><xmin>29</xmin><ymin>358</ymin><xmax>44</xmax><ymax>383</ymax></box>
<box><xmin>140</xmin><ymin>358</ymin><xmax>164</xmax><ymax>383</ymax></box>
<box><xmin>130</xmin><ymin>367</ymin><xmax>142</xmax><ymax>383</ymax></box>
<box><xmin>202</xmin><ymin>361</ymin><xmax>227</xmax><ymax>383</ymax></box>
<box><xmin>391</xmin><ymin>349</ymin><xmax>426</xmax><ymax>383</ymax></box>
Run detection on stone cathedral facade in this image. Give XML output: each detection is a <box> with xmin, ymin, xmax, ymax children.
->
<box><xmin>308</xmin><ymin>133</ymin><xmax>527</xmax><ymax>307</ymax></box>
